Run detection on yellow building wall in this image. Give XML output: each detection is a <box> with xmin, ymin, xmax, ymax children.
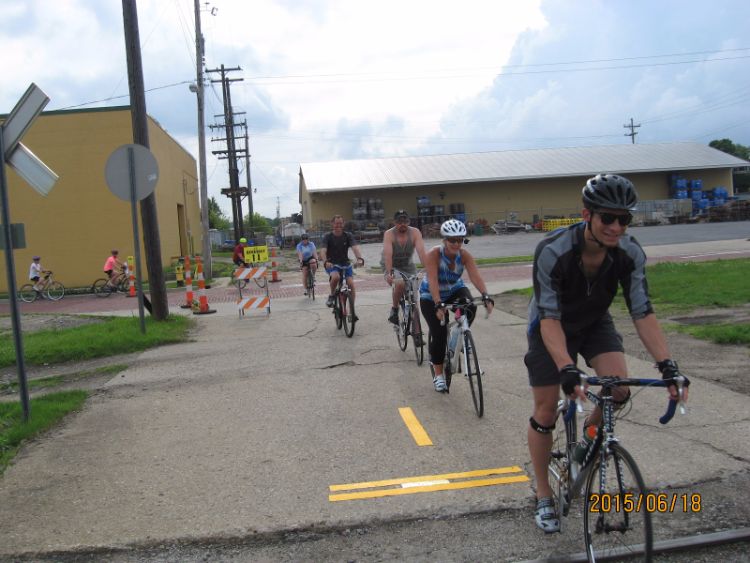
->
<box><xmin>301</xmin><ymin>169</ymin><xmax>735</xmax><ymax>229</ymax></box>
<box><xmin>0</xmin><ymin>106</ymin><xmax>199</xmax><ymax>292</ymax></box>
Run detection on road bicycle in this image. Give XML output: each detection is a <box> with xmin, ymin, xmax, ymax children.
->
<box><xmin>548</xmin><ymin>373</ymin><xmax>688</xmax><ymax>562</ymax></box>
<box><xmin>18</xmin><ymin>271</ymin><xmax>66</xmax><ymax>302</ymax></box>
<box><xmin>303</xmin><ymin>258</ymin><xmax>318</xmax><ymax>301</ymax></box>
<box><xmin>329</xmin><ymin>263</ymin><xmax>359</xmax><ymax>338</ymax></box>
<box><xmin>429</xmin><ymin>296</ymin><xmax>489</xmax><ymax>417</ymax></box>
<box><xmin>390</xmin><ymin>269</ymin><xmax>424</xmax><ymax>365</ymax></box>
<box><xmin>92</xmin><ymin>271</ymin><xmax>129</xmax><ymax>297</ymax></box>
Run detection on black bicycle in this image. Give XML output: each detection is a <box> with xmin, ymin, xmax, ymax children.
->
<box><xmin>429</xmin><ymin>296</ymin><xmax>489</xmax><ymax>417</ymax></box>
<box><xmin>391</xmin><ymin>269</ymin><xmax>424</xmax><ymax>365</ymax></box>
<box><xmin>303</xmin><ymin>258</ymin><xmax>318</xmax><ymax>301</ymax></box>
<box><xmin>330</xmin><ymin>263</ymin><xmax>358</xmax><ymax>337</ymax></box>
<box><xmin>548</xmin><ymin>373</ymin><xmax>688</xmax><ymax>562</ymax></box>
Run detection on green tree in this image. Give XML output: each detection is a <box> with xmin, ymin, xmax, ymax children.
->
<box><xmin>709</xmin><ymin>139</ymin><xmax>750</xmax><ymax>160</ymax></box>
<box><xmin>244</xmin><ymin>212</ymin><xmax>271</xmax><ymax>236</ymax></box>
<box><xmin>208</xmin><ymin>197</ymin><xmax>231</xmax><ymax>230</ymax></box>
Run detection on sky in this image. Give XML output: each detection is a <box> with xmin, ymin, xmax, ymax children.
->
<box><xmin>3</xmin><ymin>0</ymin><xmax>749</xmax><ymax>220</ymax></box>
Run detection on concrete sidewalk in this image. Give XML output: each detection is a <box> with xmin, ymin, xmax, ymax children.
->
<box><xmin>0</xmin><ymin>269</ymin><xmax>749</xmax><ymax>558</ymax></box>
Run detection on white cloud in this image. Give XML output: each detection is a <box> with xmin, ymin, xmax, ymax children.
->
<box><xmin>4</xmin><ymin>0</ymin><xmax>749</xmax><ymax>220</ymax></box>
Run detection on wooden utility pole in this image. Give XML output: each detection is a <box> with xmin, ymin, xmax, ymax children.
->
<box><xmin>623</xmin><ymin>117</ymin><xmax>641</xmax><ymax>144</ymax></box>
<box><xmin>193</xmin><ymin>0</ymin><xmax>212</xmax><ymax>279</ymax></box>
<box><xmin>207</xmin><ymin>65</ymin><xmax>249</xmax><ymax>241</ymax></box>
<box><xmin>121</xmin><ymin>0</ymin><xmax>168</xmax><ymax>320</ymax></box>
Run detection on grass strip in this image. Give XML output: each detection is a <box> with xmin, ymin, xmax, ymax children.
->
<box><xmin>0</xmin><ymin>315</ymin><xmax>193</xmax><ymax>368</ymax></box>
<box><xmin>671</xmin><ymin>322</ymin><xmax>750</xmax><ymax>345</ymax></box>
<box><xmin>0</xmin><ymin>365</ymin><xmax>128</xmax><ymax>395</ymax></box>
<box><xmin>0</xmin><ymin>390</ymin><xmax>88</xmax><ymax>474</ymax></box>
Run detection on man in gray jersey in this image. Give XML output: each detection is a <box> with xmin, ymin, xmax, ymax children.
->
<box><xmin>524</xmin><ymin>174</ymin><xmax>690</xmax><ymax>533</ymax></box>
<box><xmin>383</xmin><ymin>209</ymin><xmax>428</xmax><ymax>325</ymax></box>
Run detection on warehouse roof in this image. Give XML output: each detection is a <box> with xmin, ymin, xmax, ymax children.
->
<box><xmin>300</xmin><ymin>142</ymin><xmax>749</xmax><ymax>193</ymax></box>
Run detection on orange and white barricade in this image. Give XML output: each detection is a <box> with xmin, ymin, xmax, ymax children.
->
<box><xmin>237</xmin><ymin>295</ymin><xmax>271</xmax><ymax>317</ymax></box>
<box><xmin>193</xmin><ymin>256</ymin><xmax>216</xmax><ymax>315</ymax></box>
<box><xmin>234</xmin><ymin>266</ymin><xmax>271</xmax><ymax>317</ymax></box>
<box><xmin>180</xmin><ymin>256</ymin><xmax>194</xmax><ymax>309</ymax></box>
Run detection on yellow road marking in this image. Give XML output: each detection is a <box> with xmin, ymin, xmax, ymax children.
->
<box><xmin>398</xmin><ymin>407</ymin><xmax>433</xmax><ymax>446</ymax></box>
<box><xmin>329</xmin><ymin>474</ymin><xmax>530</xmax><ymax>502</ymax></box>
<box><xmin>330</xmin><ymin>466</ymin><xmax>525</xmax><ymax>492</ymax></box>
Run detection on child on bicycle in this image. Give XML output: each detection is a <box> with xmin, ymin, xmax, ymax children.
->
<box><xmin>524</xmin><ymin>174</ymin><xmax>690</xmax><ymax>533</ymax></box>
<box><xmin>419</xmin><ymin>219</ymin><xmax>494</xmax><ymax>393</ymax></box>
<box><xmin>29</xmin><ymin>256</ymin><xmax>51</xmax><ymax>295</ymax></box>
<box><xmin>296</xmin><ymin>233</ymin><xmax>318</xmax><ymax>295</ymax></box>
<box><xmin>383</xmin><ymin>209</ymin><xmax>428</xmax><ymax>326</ymax></box>
<box><xmin>232</xmin><ymin>237</ymin><xmax>249</xmax><ymax>268</ymax></box>
<box><xmin>103</xmin><ymin>249</ymin><xmax>125</xmax><ymax>288</ymax></box>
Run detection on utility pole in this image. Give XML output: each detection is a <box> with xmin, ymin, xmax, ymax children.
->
<box><xmin>192</xmin><ymin>0</ymin><xmax>213</xmax><ymax>279</ymax></box>
<box><xmin>207</xmin><ymin>65</ymin><xmax>248</xmax><ymax>241</ymax></box>
<box><xmin>121</xmin><ymin>0</ymin><xmax>168</xmax><ymax>320</ymax></box>
<box><xmin>623</xmin><ymin>117</ymin><xmax>641</xmax><ymax>144</ymax></box>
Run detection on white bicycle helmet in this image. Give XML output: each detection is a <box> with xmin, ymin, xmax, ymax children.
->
<box><xmin>440</xmin><ymin>219</ymin><xmax>467</xmax><ymax>237</ymax></box>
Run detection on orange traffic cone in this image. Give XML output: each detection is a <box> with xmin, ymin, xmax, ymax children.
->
<box><xmin>127</xmin><ymin>264</ymin><xmax>136</xmax><ymax>298</ymax></box>
<box><xmin>180</xmin><ymin>256</ymin><xmax>194</xmax><ymax>309</ymax></box>
<box><xmin>193</xmin><ymin>256</ymin><xmax>216</xmax><ymax>315</ymax></box>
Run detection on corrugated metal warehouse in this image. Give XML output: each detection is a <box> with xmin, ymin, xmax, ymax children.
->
<box><xmin>299</xmin><ymin>142</ymin><xmax>748</xmax><ymax>233</ymax></box>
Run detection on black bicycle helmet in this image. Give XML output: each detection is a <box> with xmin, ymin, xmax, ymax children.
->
<box><xmin>582</xmin><ymin>174</ymin><xmax>638</xmax><ymax>211</ymax></box>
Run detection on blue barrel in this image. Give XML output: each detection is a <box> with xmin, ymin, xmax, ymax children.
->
<box><xmin>454</xmin><ymin>212</ymin><xmax>466</xmax><ymax>223</ymax></box>
<box><xmin>691</xmin><ymin>190</ymin><xmax>703</xmax><ymax>201</ymax></box>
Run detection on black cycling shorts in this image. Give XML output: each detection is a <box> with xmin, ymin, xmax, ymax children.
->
<box><xmin>524</xmin><ymin>313</ymin><xmax>624</xmax><ymax>387</ymax></box>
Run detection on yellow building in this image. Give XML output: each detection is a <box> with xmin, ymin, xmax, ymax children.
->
<box><xmin>1</xmin><ymin>106</ymin><xmax>200</xmax><ymax>292</ymax></box>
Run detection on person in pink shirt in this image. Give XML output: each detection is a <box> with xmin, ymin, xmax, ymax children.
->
<box><xmin>103</xmin><ymin>249</ymin><xmax>124</xmax><ymax>288</ymax></box>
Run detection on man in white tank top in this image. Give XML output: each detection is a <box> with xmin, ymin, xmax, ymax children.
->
<box><xmin>383</xmin><ymin>209</ymin><xmax>428</xmax><ymax>324</ymax></box>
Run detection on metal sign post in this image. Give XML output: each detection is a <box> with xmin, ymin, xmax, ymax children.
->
<box><xmin>1</xmin><ymin>83</ymin><xmax>59</xmax><ymax>421</ymax></box>
<box><xmin>105</xmin><ymin>143</ymin><xmax>159</xmax><ymax>334</ymax></box>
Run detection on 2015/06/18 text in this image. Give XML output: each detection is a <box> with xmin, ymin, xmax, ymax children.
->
<box><xmin>589</xmin><ymin>493</ymin><xmax>702</xmax><ymax>514</ymax></box>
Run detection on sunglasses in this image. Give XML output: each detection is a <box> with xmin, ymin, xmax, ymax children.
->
<box><xmin>445</xmin><ymin>237</ymin><xmax>467</xmax><ymax>244</ymax></box>
<box><xmin>597</xmin><ymin>211</ymin><xmax>633</xmax><ymax>226</ymax></box>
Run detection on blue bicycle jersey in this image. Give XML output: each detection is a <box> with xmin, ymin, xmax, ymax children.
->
<box><xmin>419</xmin><ymin>246</ymin><xmax>466</xmax><ymax>301</ymax></box>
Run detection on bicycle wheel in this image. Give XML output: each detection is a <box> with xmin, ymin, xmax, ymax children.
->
<box><xmin>583</xmin><ymin>443</ymin><xmax>653</xmax><ymax>562</ymax></box>
<box><xmin>118</xmin><ymin>276</ymin><xmax>130</xmax><ymax>293</ymax></box>
<box><xmin>396</xmin><ymin>299</ymin><xmax>408</xmax><ymax>351</ymax></box>
<box><xmin>342</xmin><ymin>291</ymin><xmax>356</xmax><ymax>337</ymax></box>
<box><xmin>411</xmin><ymin>306</ymin><xmax>424</xmax><ymax>365</ymax></box>
<box><xmin>462</xmin><ymin>331</ymin><xmax>483</xmax><ymax>417</ymax></box>
<box><xmin>18</xmin><ymin>284</ymin><xmax>37</xmax><ymax>303</ymax></box>
<box><xmin>549</xmin><ymin>400</ymin><xmax>578</xmax><ymax>520</ymax></box>
<box><xmin>46</xmin><ymin>281</ymin><xmax>65</xmax><ymax>301</ymax></box>
<box><xmin>92</xmin><ymin>278</ymin><xmax>113</xmax><ymax>297</ymax></box>
<box><xmin>334</xmin><ymin>292</ymin><xmax>343</xmax><ymax>329</ymax></box>
<box><xmin>307</xmin><ymin>271</ymin><xmax>315</xmax><ymax>300</ymax></box>
<box><xmin>234</xmin><ymin>275</ymin><xmax>249</xmax><ymax>290</ymax></box>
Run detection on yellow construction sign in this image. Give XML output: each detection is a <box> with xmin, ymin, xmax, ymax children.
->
<box><xmin>244</xmin><ymin>245</ymin><xmax>269</xmax><ymax>264</ymax></box>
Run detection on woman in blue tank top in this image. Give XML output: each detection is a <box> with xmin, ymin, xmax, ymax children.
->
<box><xmin>419</xmin><ymin>219</ymin><xmax>494</xmax><ymax>392</ymax></box>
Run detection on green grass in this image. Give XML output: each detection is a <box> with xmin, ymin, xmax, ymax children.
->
<box><xmin>503</xmin><ymin>259</ymin><xmax>750</xmax><ymax>346</ymax></box>
<box><xmin>0</xmin><ymin>365</ymin><xmax>128</xmax><ymax>395</ymax></box>
<box><xmin>672</xmin><ymin>322</ymin><xmax>750</xmax><ymax>345</ymax></box>
<box><xmin>475</xmin><ymin>255</ymin><xmax>533</xmax><ymax>266</ymax></box>
<box><xmin>0</xmin><ymin>390</ymin><xmax>88</xmax><ymax>474</ymax></box>
<box><xmin>0</xmin><ymin>315</ymin><xmax>193</xmax><ymax>368</ymax></box>
<box><xmin>645</xmin><ymin>259</ymin><xmax>750</xmax><ymax>313</ymax></box>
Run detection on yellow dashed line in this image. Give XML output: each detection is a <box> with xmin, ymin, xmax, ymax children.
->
<box><xmin>398</xmin><ymin>407</ymin><xmax>433</xmax><ymax>446</ymax></box>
